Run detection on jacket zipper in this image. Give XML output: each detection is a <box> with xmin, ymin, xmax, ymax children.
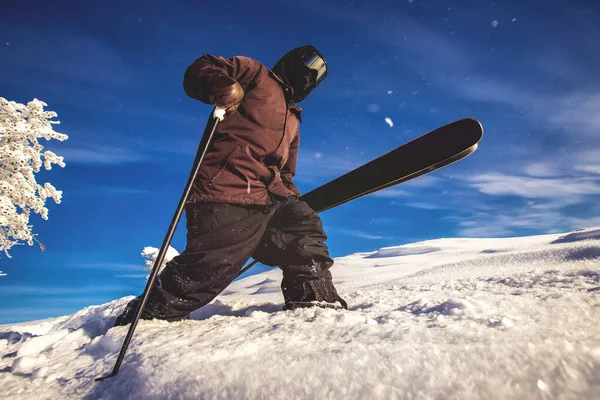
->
<box><xmin>275</xmin><ymin>107</ymin><xmax>289</xmax><ymax>154</ymax></box>
<box><xmin>272</xmin><ymin>88</ymin><xmax>291</xmax><ymax>158</ymax></box>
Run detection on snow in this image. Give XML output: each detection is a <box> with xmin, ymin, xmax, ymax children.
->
<box><xmin>1</xmin><ymin>227</ymin><xmax>600</xmax><ymax>399</ymax></box>
<box><xmin>385</xmin><ymin>117</ymin><xmax>394</xmax><ymax>127</ymax></box>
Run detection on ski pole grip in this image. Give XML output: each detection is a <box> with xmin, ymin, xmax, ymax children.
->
<box><xmin>213</xmin><ymin>107</ymin><xmax>226</xmax><ymax>121</ymax></box>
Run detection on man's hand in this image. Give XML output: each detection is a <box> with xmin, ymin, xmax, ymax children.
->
<box><xmin>209</xmin><ymin>74</ymin><xmax>244</xmax><ymax>115</ymax></box>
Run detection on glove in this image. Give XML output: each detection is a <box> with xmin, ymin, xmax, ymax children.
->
<box><xmin>209</xmin><ymin>74</ymin><xmax>244</xmax><ymax>115</ymax></box>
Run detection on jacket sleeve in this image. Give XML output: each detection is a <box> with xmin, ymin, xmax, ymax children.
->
<box><xmin>183</xmin><ymin>54</ymin><xmax>260</xmax><ymax>103</ymax></box>
<box><xmin>281</xmin><ymin>135</ymin><xmax>301</xmax><ymax>196</ymax></box>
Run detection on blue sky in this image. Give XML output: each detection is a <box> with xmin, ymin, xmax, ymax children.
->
<box><xmin>1</xmin><ymin>0</ymin><xmax>599</xmax><ymax>323</ymax></box>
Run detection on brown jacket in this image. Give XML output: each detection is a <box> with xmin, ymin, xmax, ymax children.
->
<box><xmin>183</xmin><ymin>54</ymin><xmax>302</xmax><ymax>205</ymax></box>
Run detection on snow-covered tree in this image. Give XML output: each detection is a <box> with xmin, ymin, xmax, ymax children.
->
<box><xmin>0</xmin><ymin>97</ymin><xmax>68</xmax><ymax>259</ymax></box>
<box><xmin>142</xmin><ymin>245</ymin><xmax>180</xmax><ymax>277</ymax></box>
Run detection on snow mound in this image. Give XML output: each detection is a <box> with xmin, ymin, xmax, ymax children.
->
<box><xmin>246</xmin><ymin>277</ymin><xmax>278</xmax><ymax>288</ymax></box>
<box><xmin>1</xmin><ymin>228</ymin><xmax>600</xmax><ymax>399</ymax></box>
<box><xmin>366</xmin><ymin>245</ymin><xmax>441</xmax><ymax>258</ymax></box>
<box><xmin>551</xmin><ymin>227</ymin><xmax>600</xmax><ymax>244</ymax></box>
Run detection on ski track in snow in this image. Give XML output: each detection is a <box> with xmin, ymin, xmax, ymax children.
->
<box><xmin>1</xmin><ymin>228</ymin><xmax>600</xmax><ymax>399</ymax></box>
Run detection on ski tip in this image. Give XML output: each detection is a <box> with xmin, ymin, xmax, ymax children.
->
<box><xmin>465</xmin><ymin>117</ymin><xmax>484</xmax><ymax>136</ymax></box>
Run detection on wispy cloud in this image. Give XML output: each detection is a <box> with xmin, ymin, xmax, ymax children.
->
<box><xmin>524</xmin><ymin>163</ymin><xmax>562</xmax><ymax>178</ymax></box>
<box><xmin>328</xmin><ymin>225</ymin><xmax>391</xmax><ymax>240</ymax></box>
<box><xmin>468</xmin><ymin>173</ymin><xmax>600</xmax><ymax>201</ymax></box>
<box><xmin>402</xmin><ymin>175</ymin><xmax>444</xmax><ymax>188</ymax></box>
<box><xmin>74</xmin><ymin>262</ymin><xmax>144</xmax><ymax>271</ymax></box>
<box><xmin>115</xmin><ymin>274</ymin><xmax>147</xmax><ymax>279</ymax></box>
<box><xmin>454</xmin><ymin>77</ymin><xmax>600</xmax><ymax>137</ymax></box>
<box><xmin>404</xmin><ymin>202</ymin><xmax>446</xmax><ymax>210</ymax></box>
<box><xmin>456</xmin><ymin>224</ymin><xmax>513</xmax><ymax>238</ymax></box>
<box><xmin>296</xmin><ymin>150</ymin><xmax>362</xmax><ymax>183</ymax></box>
<box><xmin>66</xmin><ymin>185</ymin><xmax>153</xmax><ymax>199</ymax></box>
<box><xmin>573</xmin><ymin>150</ymin><xmax>600</xmax><ymax>175</ymax></box>
<box><xmin>456</xmin><ymin>210</ymin><xmax>600</xmax><ymax>238</ymax></box>
<box><xmin>0</xmin><ymin>308</ymin><xmax>75</xmax><ymax>323</ymax></box>
<box><xmin>372</xmin><ymin>188</ymin><xmax>412</xmax><ymax>198</ymax></box>
<box><xmin>60</xmin><ymin>145</ymin><xmax>147</xmax><ymax>165</ymax></box>
<box><xmin>97</xmin><ymin>186</ymin><xmax>152</xmax><ymax>195</ymax></box>
<box><xmin>0</xmin><ymin>285</ymin><xmax>130</xmax><ymax>296</ymax></box>
<box><xmin>339</xmin><ymin>229</ymin><xmax>387</xmax><ymax>240</ymax></box>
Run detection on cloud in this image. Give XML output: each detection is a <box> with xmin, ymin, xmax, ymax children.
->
<box><xmin>59</xmin><ymin>145</ymin><xmax>147</xmax><ymax>165</ymax></box>
<box><xmin>96</xmin><ymin>186</ymin><xmax>151</xmax><ymax>195</ymax></box>
<box><xmin>458</xmin><ymin>224</ymin><xmax>512</xmax><ymax>238</ymax></box>
<box><xmin>372</xmin><ymin>188</ymin><xmax>411</xmax><ymax>198</ymax></box>
<box><xmin>524</xmin><ymin>163</ymin><xmax>562</xmax><ymax>178</ymax></box>
<box><xmin>0</xmin><ymin>285</ymin><xmax>130</xmax><ymax>296</ymax></box>
<box><xmin>546</xmin><ymin>92</ymin><xmax>600</xmax><ymax>135</ymax></box>
<box><xmin>296</xmin><ymin>150</ymin><xmax>362</xmax><ymax>183</ymax></box>
<box><xmin>361</xmin><ymin>175</ymin><xmax>447</xmax><ymax>199</ymax></box>
<box><xmin>468</xmin><ymin>173</ymin><xmax>600</xmax><ymax>200</ymax></box>
<box><xmin>67</xmin><ymin>185</ymin><xmax>153</xmax><ymax>199</ymax></box>
<box><xmin>0</xmin><ymin>308</ymin><xmax>75</xmax><ymax>323</ymax></box>
<box><xmin>405</xmin><ymin>202</ymin><xmax>446</xmax><ymax>210</ymax></box>
<box><xmin>74</xmin><ymin>262</ymin><xmax>144</xmax><ymax>271</ymax></box>
<box><xmin>576</xmin><ymin>165</ymin><xmax>600</xmax><ymax>175</ymax></box>
<box><xmin>487</xmin><ymin>149</ymin><xmax>600</xmax><ymax>185</ymax></box>
<box><xmin>327</xmin><ymin>225</ymin><xmax>391</xmax><ymax>240</ymax></box>
<box><xmin>573</xmin><ymin>150</ymin><xmax>600</xmax><ymax>175</ymax></box>
<box><xmin>339</xmin><ymin>229</ymin><xmax>387</xmax><ymax>240</ymax></box>
<box><xmin>369</xmin><ymin>217</ymin><xmax>404</xmax><ymax>226</ymax></box>
<box><xmin>456</xmin><ymin>209</ymin><xmax>600</xmax><ymax>238</ymax></box>
<box><xmin>455</xmin><ymin>77</ymin><xmax>600</xmax><ymax>137</ymax></box>
<box><xmin>402</xmin><ymin>175</ymin><xmax>444</xmax><ymax>188</ymax></box>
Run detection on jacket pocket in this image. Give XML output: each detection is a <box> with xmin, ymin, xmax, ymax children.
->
<box><xmin>207</xmin><ymin>145</ymin><xmax>240</xmax><ymax>187</ymax></box>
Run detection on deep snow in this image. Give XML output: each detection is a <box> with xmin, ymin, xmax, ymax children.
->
<box><xmin>1</xmin><ymin>228</ymin><xmax>599</xmax><ymax>399</ymax></box>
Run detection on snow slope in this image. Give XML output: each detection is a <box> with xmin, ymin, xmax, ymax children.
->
<box><xmin>1</xmin><ymin>228</ymin><xmax>600</xmax><ymax>399</ymax></box>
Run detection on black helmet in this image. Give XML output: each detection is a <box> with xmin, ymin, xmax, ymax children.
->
<box><xmin>272</xmin><ymin>45</ymin><xmax>328</xmax><ymax>103</ymax></box>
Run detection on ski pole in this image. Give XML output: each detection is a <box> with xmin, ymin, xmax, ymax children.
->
<box><xmin>96</xmin><ymin>107</ymin><xmax>226</xmax><ymax>382</ymax></box>
<box><xmin>237</xmin><ymin>260</ymin><xmax>259</xmax><ymax>278</ymax></box>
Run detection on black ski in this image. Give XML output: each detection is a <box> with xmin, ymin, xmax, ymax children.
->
<box><xmin>301</xmin><ymin>118</ymin><xmax>483</xmax><ymax>212</ymax></box>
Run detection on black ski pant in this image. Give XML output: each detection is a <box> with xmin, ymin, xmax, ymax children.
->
<box><xmin>141</xmin><ymin>196</ymin><xmax>334</xmax><ymax>320</ymax></box>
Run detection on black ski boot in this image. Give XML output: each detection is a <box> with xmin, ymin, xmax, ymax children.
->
<box><xmin>113</xmin><ymin>297</ymin><xmax>190</xmax><ymax>327</ymax></box>
<box><xmin>281</xmin><ymin>271</ymin><xmax>348</xmax><ymax>311</ymax></box>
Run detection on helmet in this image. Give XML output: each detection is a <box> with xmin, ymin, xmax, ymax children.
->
<box><xmin>272</xmin><ymin>45</ymin><xmax>328</xmax><ymax>102</ymax></box>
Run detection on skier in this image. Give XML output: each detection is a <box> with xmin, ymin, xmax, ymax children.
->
<box><xmin>115</xmin><ymin>45</ymin><xmax>347</xmax><ymax>326</ymax></box>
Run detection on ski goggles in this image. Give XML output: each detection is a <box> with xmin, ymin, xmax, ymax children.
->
<box><xmin>302</xmin><ymin>51</ymin><xmax>328</xmax><ymax>86</ymax></box>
